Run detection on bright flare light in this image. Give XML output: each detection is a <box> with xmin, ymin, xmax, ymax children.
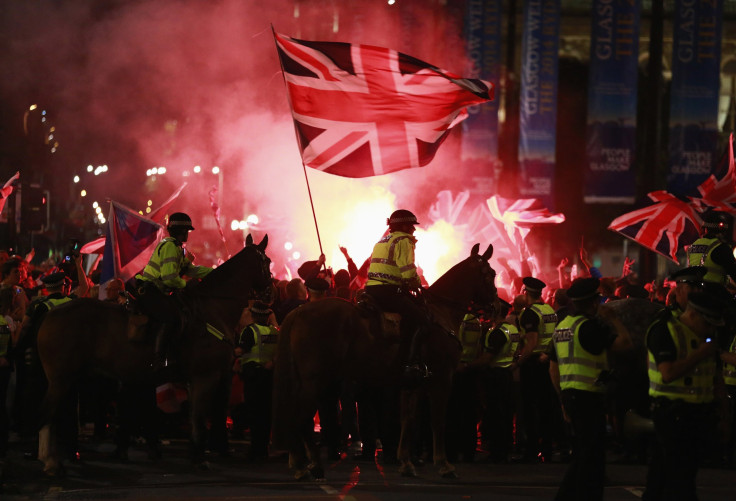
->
<box><xmin>87</xmin><ymin>165</ymin><xmax>93</xmax><ymax>172</ymax></box>
<box><xmin>230</xmin><ymin>220</ymin><xmax>239</xmax><ymax>231</ymax></box>
<box><xmin>212</xmin><ymin>166</ymin><xmax>220</xmax><ymax>175</ymax></box>
<box><xmin>80</xmin><ymin>190</ymin><xmax>87</xmax><ymax>197</ymax></box>
<box><xmin>284</xmin><ymin>242</ymin><xmax>293</xmax><ymax>251</ymax></box>
<box><xmin>193</xmin><ymin>165</ymin><xmax>201</xmax><ymax>173</ymax></box>
<box><xmin>292</xmin><ymin>251</ymin><xmax>301</xmax><ymax>260</ymax></box>
<box><xmin>73</xmin><ymin>175</ymin><xmax>80</xmax><ymax>183</ymax></box>
<box><xmin>246</xmin><ymin>214</ymin><xmax>259</xmax><ymax>226</ymax></box>
<box><xmin>238</xmin><ymin>220</ymin><xmax>248</xmax><ymax>230</ymax></box>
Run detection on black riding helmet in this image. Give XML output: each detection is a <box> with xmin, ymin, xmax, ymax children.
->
<box><xmin>387</xmin><ymin>209</ymin><xmax>419</xmax><ymax>229</ymax></box>
<box><xmin>168</xmin><ymin>212</ymin><xmax>195</xmax><ymax>231</ymax></box>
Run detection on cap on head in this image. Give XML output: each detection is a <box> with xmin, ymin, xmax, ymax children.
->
<box><xmin>305</xmin><ymin>277</ymin><xmax>330</xmax><ymax>292</ymax></box>
<box><xmin>687</xmin><ymin>291</ymin><xmax>725</xmax><ymax>326</ymax></box>
<box><xmin>42</xmin><ymin>272</ymin><xmax>67</xmax><ymax>289</ymax></box>
<box><xmin>702</xmin><ymin>210</ymin><xmax>732</xmax><ymax>236</ymax></box>
<box><xmin>167</xmin><ymin>212</ymin><xmax>195</xmax><ymax>231</ymax></box>
<box><xmin>387</xmin><ymin>209</ymin><xmax>419</xmax><ymax>227</ymax></box>
<box><xmin>567</xmin><ymin>277</ymin><xmax>601</xmax><ymax>301</ymax></box>
<box><xmin>522</xmin><ymin>276</ymin><xmax>546</xmax><ymax>294</ymax></box>
<box><xmin>250</xmin><ymin>301</ymin><xmax>273</xmax><ymax>316</ymax></box>
<box><xmin>669</xmin><ymin>266</ymin><xmax>706</xmax><ymax>286</ymax></box>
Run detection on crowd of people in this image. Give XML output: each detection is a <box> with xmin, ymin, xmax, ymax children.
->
<box><xmin>0</xmin><ymin>207</ymin><xmax>735</xmax><ymax>501</ymax></box>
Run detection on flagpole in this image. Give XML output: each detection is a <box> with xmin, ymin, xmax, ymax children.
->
<box><xmin>272</xmin><ymin>25</ymin><xmax>324</xmax><ymax>257</ymax></box>
<box><xmin>301</xmin><ymin>161</ymin><xmax>324</xmax><ymax>257</ymax></box>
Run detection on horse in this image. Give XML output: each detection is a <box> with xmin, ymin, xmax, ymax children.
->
<box><xmin>272</xmin><ymin>243</ymin><xmax>497</xmax><ymax>480</ymax></box>
<box><xmin>36</xmin><ymin>234</ymin><xmax>271</xmax><ymax>476</ymax></box>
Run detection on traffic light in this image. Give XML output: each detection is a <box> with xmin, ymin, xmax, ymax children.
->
<box><xmin>21</xmin><ymin>184</ymin><xmax>49</xmax><ymax>232</ymax></box>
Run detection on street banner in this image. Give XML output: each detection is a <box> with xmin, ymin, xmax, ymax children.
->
<box><xmin>462</xmin><ymin>0</ymin><xmax>503</xmax><ymax>164</ymax></box>
<box><xmin>518</xmin><ymin>0</ymin><xmax>560</xmax><ymax>210</ymax></box>
<box><xmin>667</xmin><ymin>0</ymin><xmax>723</xmax><ymax>197</ymax></box>
<box><xmin>584</xmin><ymin>0</ymin><xmax>641</xmax><ymax>204</ymax></box>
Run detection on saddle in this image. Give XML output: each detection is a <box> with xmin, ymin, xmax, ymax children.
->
<box><xmin>354</xmin><ymin>291</ymin><xmax>402</xmax><ymax>342</ymax></box>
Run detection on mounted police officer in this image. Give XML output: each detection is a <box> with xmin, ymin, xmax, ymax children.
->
<box><xmin>363</xmin><ymin>209</ymin><xmax>431</xmax><ymax>386</ymax></box>
<box><xmin>687</xmin><ymin>210</ymin><xmax>736</xmax><ymax>285</ymax></box>
<box><xmin>135</xmin><ymin>212</ymin><xmax>212</xmax><ymax>370</ymax></box>
<box><xmin>549</xmin><ymin>278</ymin><xmax>632</xmax><ymax>501</ymax></box>
<box><xmin>643</xmin><ymin>290</ymin><xmax>727</xmax><ymax>501</ymax></box>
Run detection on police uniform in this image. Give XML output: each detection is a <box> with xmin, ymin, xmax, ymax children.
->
<box><xmin>686</xmin><ymin>211</ymin><xmax>736</xmax><ymax>284</ymax></box>
<box><xmin>643</xmin><ymin>291</ymin><xmax>724</xmax><ymax>501</ymax></box>
<box><xmin>518</xmin><ymin>277</ymin><xmax>559</xmax><ymax>461</ymax></box>
<box><xmin>550</xmin><ymin>278</ymin><xmax>617</xmax><ymax>501</ymax></box>
<box><xmin>481</xmin><ymin>301</ymin><xmax>521</xmax><ymax>462</ymax></box>
<box><xmin>237</xmin><ymin>302</ymin><xmax>279</xmax><ymax>460</ymax></box>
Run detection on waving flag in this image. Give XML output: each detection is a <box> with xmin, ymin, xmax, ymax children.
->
<box><xmin>487</xmin><ymin>195</ymin><xmax>565</xmax><ymax>245</ymax></box>
<box><xmin>608</xmin><ymin>190</ymin><xmax>702</xmax><ymax>264</ymax></box>
<box><xmin>0</xmin><ymin>171</ymin><xmax>19</xmax><ymax>214</ymax></box>
<box><xmin>99</xmin><ymin>201</ymin><xmax>163</xmax><ymax>297</ymax></box>
<box><xmin>274</xmin><ymin>31</ymin><xmax>494</xmax><ymax>177</ymax></box>
<box><xmin>149</xmin><ymin>182</ymin><xmax>187</xmax><ymax>223</ymax></box>
<box><xmin>693</xmin><ymin>133</ymin><xmax>736</xmax><ymax>214</ymax></box>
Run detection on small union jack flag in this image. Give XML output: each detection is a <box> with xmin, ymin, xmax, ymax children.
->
<box><xmin>694</xmin><ymin>133</ymin><xmax>736</xmax><ymax>214</ymax></box>
<box><xmin>274</xmin><ymin>31</ymin><xmax>494</xmax><ymax>177</ymax></box>
<box><xmin>608</xmin><ymin>190</ymin><xmax>702</xmax><ymax>264</ymax></box>
<box><xmin>487</xmin><ymin>195</ymin><xmax>565</xmax><ymax>245</ymax></box>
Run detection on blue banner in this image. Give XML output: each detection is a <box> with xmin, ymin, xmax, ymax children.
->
<box><xmin>667</xmin><ymin>0</ymin><xmax>723</xmax><ymax>197</ymax></box>
<box><xmin>462</xmin><ymin>0</ymin><xmax>502</xmax><ymax>164</ymax></box>
<box><xmin>518</xmin><ymin>0</ymin><xmax>560</xmax><ymax>210</ymax></box>
<box><xmin>584</xmin><ymin>0</ymin><xmax>641</xmax><ymax>204</ymax></box>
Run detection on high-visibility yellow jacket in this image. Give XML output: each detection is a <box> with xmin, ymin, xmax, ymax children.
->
<box><xmin>648</xmin><ymin>317</ymin><xmax>716</xmax><ymax>403</ymax></box>
<box><xmin>136</xmin><ymin>237</ymin><xmax>212</xmax><ymax>291</ymax></box>
<box><xmin>553</xmin><ymin>315</ymin><xmax>608</xmax><ymax>393</ymax></box>
<box><xmin>687</xmin><ymin>237</ymin><xmax>727</xmax><ymax>284</ymax></box>
<box><xmin>724</xmin><ymin>334</ymin><xmax>736</xmax><ymax>387</ymax></box>
<box><xmin>239</xmin><ymin>323</ymin><xmax>278</xmax><ymax>366</ymax></box>
<box><xmin>521</xmin><ymin>303</ymin><xmax>558</xmax><ymax>353</ymax></box>
<box><xmin>365</xmin><ymin>231</ymin><xmax>420</xmax><ymax>288</ymax></box>
<box><xmin>458</xmin><ymin>313</ymin><xmax>483</xmax><ymax>363</ymax></box>
<box><xmin>490</xmin><ymin>321</ymin><xmax>521</xmax><ymax>369</ymax></box>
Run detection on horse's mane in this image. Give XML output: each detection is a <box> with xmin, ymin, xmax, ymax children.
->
<box><xmin>193</xmin><ymin>240</ymin><xmax>266</xmax><ymax>297</ymax></box>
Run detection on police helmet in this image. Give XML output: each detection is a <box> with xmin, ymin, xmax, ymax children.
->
<box><xmin>701</xmin><ymin>210</ymin><xmax>732</xmax><ymax>237</ymax></box>
<box><xmin>387</xmin><ymin>209</ymin><xmax>419</xmax><ymax>227</ymax></box>
<box><xmin>167</xmin><ymin>212</ymin><xmax>195</xmax><ymax>231</ymax></box>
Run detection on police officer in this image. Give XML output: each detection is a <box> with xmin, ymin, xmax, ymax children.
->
<box><xmin>517</xmin><ymin>276</ymin><xmax>558</xmax><ymax>461</ymax></box>
<box><xmin>478</xmin><ymin>298</ymin><xmax>521</xmax><ymax>463</ymax></box>
<box><xmin>549</xmin><ymin>278</ymin><xmax>632</xmax><ymax>501</ymax></box>
<box><xmin>687</xmin><ymin>210</ymin><xmax>736</xmax><ymax>285</ymax></box>
<box><xmin>363</xmin><ymin>209</ymin><xmax>430</xmax><ymax>386</ymax></box>
<box><xmin>643</xmin><ymin>291</ymin><xmax>727</xmax><ymax>501</ymax></box>
<box><xmin>667</xmin><ymin>266</ymin><xmax>707</xmax><ymax>315</ymax></box>
<box><xmin>235</xmin><ymin>301</ymin><xmax>278</xmax><ymax>461</ymax></box>
<box><xmin>135</xmin><ymin>212</ymin><xmax>212</xmax><ymax>369</ymax></box>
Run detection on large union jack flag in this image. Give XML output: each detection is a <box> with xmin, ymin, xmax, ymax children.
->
<box><xmin>694</xmin><ymin>133</ymin><xmax>736</xmax><ymax>214</ymax></box>
<box><xmin>274</xmin><ymin>32</ymin><xmax>494</xmax><ymax>177</ymax></box>
<box><xmin>608</xmin><ymin>191</ymin><xmax>702</xmax><ymax>264</ymax></box>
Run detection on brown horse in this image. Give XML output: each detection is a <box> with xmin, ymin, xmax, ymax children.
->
<box><xmin>36</xmin><ymin>234</ymin><xmax>271</xmax><ymax>475</ymax></box>
<box><xmin>272</xmin><ymin>243</ymin><xmax>496</xmax><ymax>480</ymax></box>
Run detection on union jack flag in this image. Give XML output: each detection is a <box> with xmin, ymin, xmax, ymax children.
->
<box><xmin>487</xmin><ymin>195</ymin><xmax>565</xmax><ymax>245</ymax></box>
<box><xmin>608</xmin><ymin>190</ymin><xmax>702</xmax><ymax>264</ymax></box>
<box><xmin>274</xmin><ymin>31</ymin><xmax>494</xmax><ymax>177</ymax></box>
<box><xmin>694</xmin><ymin>133</ymin><xmax>736</xmax><ymax>214</ymax></box>
<box><xmin>0</xmin><ymin>171</ymin><xmax>19</xmax><ymax>214</ymax></box>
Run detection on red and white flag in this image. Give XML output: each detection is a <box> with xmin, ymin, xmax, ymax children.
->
<box><xmin>0</xmin><ymin>171</ymin><xmax>19</xmax><ymax>214</ymax></box>
<box><xmin>608</xmin><ymin>190</ymin><xmax>702</xmax><ymax>264</ymax></box>
<box><xmin>487</xmin><ymin>195</ymin><xmax>565</xmax><ymax>245</ymax></box>
<box><xmin>274</xmin><ymin>31</ymin><xmax>494</xmax><ymax>177</ymax></box>
<box><xmin>694</xmin><ymin>133</ymin><xmax>736</xmax><ymax>214</ymax></box>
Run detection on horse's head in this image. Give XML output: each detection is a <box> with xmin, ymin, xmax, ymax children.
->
<box><xmin>467</xmin><ymin>243</ymin><xmax>498</xmax><ymax>310</ymax></box>
<box><xmin>195</xmin><ymin>234</ymin><xmax>272</xmax><ymax>300</ymax></box>
<box><xmin>429</xmin><ymin>243</ymin><xmax>497</xmax><ymax>312</ymax></box>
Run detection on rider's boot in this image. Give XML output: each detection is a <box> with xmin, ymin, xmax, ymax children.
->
<box><xmin>402</xmin><ymin>327</ymin><xmax>431</xmax><ymax>389</ymax></box>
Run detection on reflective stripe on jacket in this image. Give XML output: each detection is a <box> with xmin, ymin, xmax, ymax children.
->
<box><xmin>724</xmin><ymin>334</ymin><xmax>736</xmax><ymax>387</ymax></box>
<box><xmin>137</xmin><ymin>237</ymin><xmax>211</xmax><ymax>291</ymax></box>
<box><xmin>458</xmin><ymin>313</ymin><xmax>483</xmax><ymax>363</ymax></box>
<box><xmin>0</xmin><ymin>316</ymin><xmax>9</xmax><ymax>358</ymax></box>
<box><xmin>687</xmin><ymin>237</ymin><xmax>727</xmax><ymax>284</ymax></box>
<box><xmin>648</xmin><ymin>318</ymin><xmax>716</xmax><ymax>403</ymax></box>
<box><xmin>239</xmin><ymin>323</ymin><xmax>279</xmax><ymax>366</ymax></box>
<box><xmin>553</xmin><ymin>315</ymin><xmax>608</xmax><ymax>393</ymax></box>
<box><xmin>490</xmin><ymin>322</ymin><xmax>521</xmax><ymax>369</ymax></box>
<box><xmin>365</xmin><ymin>231</ymin><xmax>419</xmax><ymax>288</ymax></box>
<box><xmin>523</xmin><ymin>303</ymin><xmax>557</xmax><ymax>353</ymax></box>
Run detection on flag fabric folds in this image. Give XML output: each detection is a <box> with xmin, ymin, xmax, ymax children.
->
<box><xmin>0</xmin><ymin>172</ymin><xmax>19</xmax><ymax>214</ymax></box>
<box><xmin>487</xmin><ymin>195</ymin><xmax>566</xmax><ymax>245</ymax></box>
<box><xmin>100</xmin><ymin>201</ymin><xmax>163</xmax><ymax>297</ymax></box>
<box><xmin>608</xmin><ymin>190</ymin><xmax>702</xmax><ymax>264</ymax></box>
<box><xmin>695</xmin><ymin>132</ymin><xmax>736</xmax><ymax>213</ymax></box>
<box><xmin>274</xmin><ymin>31</ymin><xmax>494</xmax><ymax>178</ymax></box>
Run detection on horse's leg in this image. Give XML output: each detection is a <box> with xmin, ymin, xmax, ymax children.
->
<box><xmin>38</xmin><ymin>377</ymin><xmax>74</xmax><ymax>476</ymax></box>
<box><xmin>290</xmin><ymin>379</ymin><xmax>323</xmax><ymax>481</ymax></box>
<box><xmin>208</xmin><ymin>370</ymin><xmax>231</xmax><ymax>457</ymax></box>
<box><xmin>429</xmin><ymin>374</ymin><xmax>457</xmax><ymax>478</ymax></box>
<box><xmin>189</xmin><ymin>374</ymin><xmax>217</xmax><ymax>467</ymax></box>
<box><xmin>397</xmin><ymin>389</ymin><xmax>418</xmax><ymax>477</ymax></box>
